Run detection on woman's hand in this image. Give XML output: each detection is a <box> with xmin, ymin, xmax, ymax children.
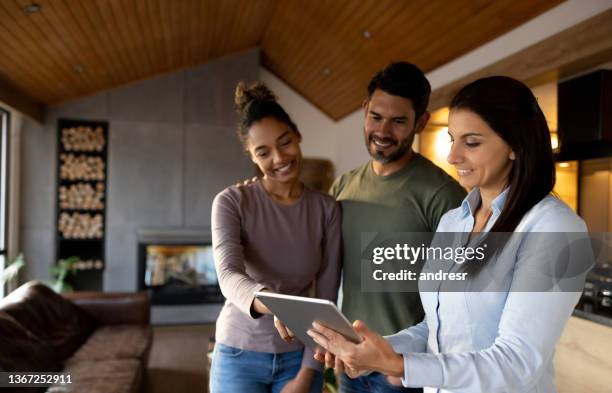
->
<box><xmin>280</xmin><ymin>368</ymin><xmax>318</xmax><ymax>393</ymax></box>
<box><xmin>251</xmin><ymin>290</ymin><xmax>295</xmax><ymax>341</ymax></box>
<box><xmin>307</xmin><ymin>320</ymin><xmax>404</xmax><ymax>378</ymax></box>
<box><xmin>386</xmin><ymin>375</ymin><xmax>403</xmax><ymax>386</ymax></box>
<box><xmin>274</xmin><ymin>316</ymin><xmax>295</xmax><ymax>341</ymax></box>
<box><xmin>251</xmin><ymin>297</ymin><xmax>271</xmax><ymax>315</ymax></box>
<box><xmin>314</xmin><ymin>348</ymin><xmax>367</xmax><ymax>378</ymax></box>
<box><xmin>251</xmin><ymin>289</ymin><xmax>272</xmax><ymax>316</ymax></box>
<box><xmin>235</xmin><ymin>176</ymin><xmax>260</xmax><ymax>187</ymax></box>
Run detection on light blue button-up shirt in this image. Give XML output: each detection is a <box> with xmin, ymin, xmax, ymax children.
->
<box><xmin>385</xmin><ymin>188</ymin><xmax>588</xmax><ymax>393</ymax></box>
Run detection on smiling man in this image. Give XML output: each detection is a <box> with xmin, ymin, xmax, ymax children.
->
<box><xmin>329</xmin><ymin>62</ymin><xmax>466</xmax><ymax>393</ymax></box>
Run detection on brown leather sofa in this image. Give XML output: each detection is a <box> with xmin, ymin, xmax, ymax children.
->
<box><xmin>0</xmin><ymin>281</ymin><xmax>152</xmax><ymax>393</ymax></box>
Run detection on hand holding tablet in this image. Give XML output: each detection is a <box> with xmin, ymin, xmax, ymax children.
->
<box><xmin>254</xmin><ymin>291</ymin><xmax>361</xmax><ymax>351</ymax></box>
<box><xmin>256</xmin><ymin>292</ymin><xmax>404</xmax><ymax>379</ymax></box>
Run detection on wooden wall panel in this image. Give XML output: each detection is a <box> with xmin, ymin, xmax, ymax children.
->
<box><xmin>428</xmin><ymin>8</ymin><xmax>612</xmax><ymax>111</ymax></box>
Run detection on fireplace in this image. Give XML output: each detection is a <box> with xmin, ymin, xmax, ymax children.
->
<box><xmin>136</xmin><ymin>229</ymin><xmax>224</xmax><ymax>305</ymax></box>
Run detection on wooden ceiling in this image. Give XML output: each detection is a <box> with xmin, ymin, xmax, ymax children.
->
<box><xmin>0</xmin><ymin>0</ymin><xmax>563</xmax><ymax>121</ymax></box>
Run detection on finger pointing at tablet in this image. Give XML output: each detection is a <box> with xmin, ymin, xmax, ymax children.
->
<box><xmin>307</xmin><ymin>320</ymin><xmax>405</xmax><ymax>379</ymax></box>
<box><xmin>307</xmin><ymin>320</ymin><xmax>359</xmax><ymax>360</ymax></box>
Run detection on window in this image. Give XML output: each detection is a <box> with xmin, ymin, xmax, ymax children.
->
<box><xmin>0</xmin><ymin>108</ymin><xmax>9</xmax><ymax>297</ymax></box>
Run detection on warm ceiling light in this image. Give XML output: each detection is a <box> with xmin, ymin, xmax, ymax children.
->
<box><xmin>362</xmin><ymin>29</ymin><xmax>373</xmax><ymax>39</ymax></box>
<box><xmin>558</xmin><ymin>162</ymin><xmax>570</xmax><ymax>168</ymax></box>
<box><xmin>430</xmin><ymin>107</ymin><xmax>450</xmax><ymax>126</ymax></box>
<box><xmin>23</xmin><ymin>3</ymin><xmax>41</xmax><ymax>14</ymax></box>
<box><xmin>550</xmin><ymin>133</ymin><xmax>559</xmax><ymax>150</ymax></box>
<box><xmin>435</xmin><ymin>127</ymin><xmax>451</xmax><ymax>158</ymax></box>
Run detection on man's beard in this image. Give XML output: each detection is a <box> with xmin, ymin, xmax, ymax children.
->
<box><xmin>365</xmin><ymin>129</ymin><xmax>415</xmax><ymax>164</ymax></box>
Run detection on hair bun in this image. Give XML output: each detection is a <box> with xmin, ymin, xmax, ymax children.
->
<box><xmin>234</xmin><ymin>82</ymin><xmax>277</xmax><ymax>113</ymax></box>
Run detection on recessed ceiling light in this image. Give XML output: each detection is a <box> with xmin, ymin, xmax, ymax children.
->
<box><xmin>23</xmin><ymin>3</ymin><xmax>41</xmax><ymax>15</ymax></box>
<box><xmin>322</xmin><ymin>67</ymin><xmax>331</xmax><ymax>76</ymax></box>
<box><xmin>73</xmin><ymin>64</ymin><xmax>84</xmax><ymax>74</ymax></box>
<box><xmin>362</xmin><ymin>29</ymin><xmax>373</xmax><ymax>39</ymax></box>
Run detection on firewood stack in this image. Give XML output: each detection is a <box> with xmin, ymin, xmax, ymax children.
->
<box><xmin>58</xmin><ymin>212</ymin><xmax>104</xmax><ymax>239</ymax></box>
<box><xmin>74</xmin><ymin>259</ymin><xmax>104</xmax><ymax>270</ymax></box>
<box><xmin>61</xmin><ymin>126</ymin><xmax>105</xmax><ymax>152</ymax></box>
<box><xmin>60</xmin><ymin>154</ymin><xmax>105</xmax><ymax>180</ymax></box>
<box><xmin>59</xmin><ymin>182</ymin><xmax>105</xmax><ymax>210</ymax></box>
<box><xmin>57</xmin><ymin>121</ymin><xmax>108</xmax><ymax>272</ymax></box>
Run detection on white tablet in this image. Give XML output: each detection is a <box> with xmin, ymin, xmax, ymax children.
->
<box><xmin>254</xmin><ymin>291</ymin><xmax>361</xmax><ymax>351</ymax></box>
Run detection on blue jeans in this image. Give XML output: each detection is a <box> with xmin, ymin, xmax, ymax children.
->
<box><xmin>341</xmin><ymin>372</ymin><xmax>422</xmax><ymax>393</ymax></box>
<box><xmin>209</xmin><ymin>343</ymin><xmax>324</xmax><ymax>393</ymax></box>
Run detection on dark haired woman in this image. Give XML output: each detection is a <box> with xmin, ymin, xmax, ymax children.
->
<box><xmin>307</xmin><ymin>76</ymin><xmax>590</xmax><ymax>393</ymax></box>
<box><xmin>209</xmin><ymin>82</ymin><xmax>341</xmax><ymax>393</ymax></box>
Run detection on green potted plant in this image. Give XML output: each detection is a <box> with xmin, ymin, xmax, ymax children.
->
<box><xmin>323</xmin><ymin>367</ymin><xmax>338</xmax><ymax>393</ymax></box>
<box><xmin>1</xmin><ymin>253</ymin><xmax>25</xmax><ymax>294</ymax></box>
<box><xmin>48</xmin><ymin>256</ymin><xmax>80</xmax><ymax>293</ymax></box>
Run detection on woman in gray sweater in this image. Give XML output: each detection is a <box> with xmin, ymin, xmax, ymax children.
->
<box><xmin>209</xmin><ymin>82</ymin><xmax>342</xmax><ymax>393</ymax></box>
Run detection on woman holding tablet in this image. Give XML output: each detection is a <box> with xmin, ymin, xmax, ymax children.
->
<box><xmin>210</xmin><ymin>82</ymin><xmax>341</xmax><ymax>393</ymax></box>
<box><xmin>308</xmin><ymin>76</ymin><xmax>589</xmax><ymax>393</ymax></box>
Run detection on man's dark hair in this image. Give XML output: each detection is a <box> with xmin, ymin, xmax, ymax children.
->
<box><xmin>367</xmin><ymin>62</ymin><xmax>431</xmax><ymax>118</ymax></box>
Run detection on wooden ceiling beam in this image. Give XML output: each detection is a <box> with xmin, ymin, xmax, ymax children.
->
<box><xmin>429</xmin><ymin>8</ymin><xmax>612</xmax><ymax>112</ymax></box>
<box><xmin>0</xmin><ymin>77</ymin><xmax>43</xmax><ymax>122</ymax></box>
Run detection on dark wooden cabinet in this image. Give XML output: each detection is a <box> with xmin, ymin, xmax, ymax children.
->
<box><xmin>557</xmin><ymin>69</ymin><xmax>612</xmax><ymax>161</ymax></box>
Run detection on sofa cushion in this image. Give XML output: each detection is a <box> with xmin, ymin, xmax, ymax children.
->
<box><xmin>0</xmin><ymin>310</ymin><xmax>61</xmax><ymax>372</ymax></box>
<box><xmin>0</xmin><ymin>282</ymin><xmax>96</xmax><ymax>361</ymax></box>
<box><xmin>65</xmin><ymin>324</ymin><xmax>152</xmax><ymax>364</ymax></box>
<box><xmin>46</xmin><ymin>359</ymin><xmax>141</xmax><ymax>393</ymax></box>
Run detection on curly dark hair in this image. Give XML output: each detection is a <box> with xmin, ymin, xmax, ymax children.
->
<box><xmin>234</xmin><ymin>82</ymin><xmax>299</xmax><ymax>148</ymax></box>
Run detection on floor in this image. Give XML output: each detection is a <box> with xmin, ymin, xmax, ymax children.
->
<box><xmin>146</xmin><ymin>324</ymin><xmax>215</xmax><ymax>393</ymax></box>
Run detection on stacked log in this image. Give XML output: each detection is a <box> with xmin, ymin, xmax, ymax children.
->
<box><xmin>61</xmin><ymin>126</ymin><xmax>105</xmax><ymax>152</ymax></box>
<box><xmin>59</xmin><ymin>182</ymin><xmax>105</xmax><ymax>210</ymax></box>
<box><xmin>60</xmin><ymin>154</ymin><xmax>105</xmax><ymax>180</ymax></box>
<box><xmin>58</xmin><ymin>212</ymin><xmax>103</xmax><ymax>239</ymax></box>
<box><xmin>73</xmin><ymin>259</ymin><xmax>104</xmax><ymax>270</ymax></box>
